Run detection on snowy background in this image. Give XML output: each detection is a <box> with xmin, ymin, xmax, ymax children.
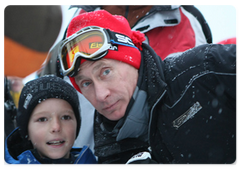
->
<box><xmin>59</xmin><ymin>5</ymin><xmax>236</xmax><ymax>44</ymax></box>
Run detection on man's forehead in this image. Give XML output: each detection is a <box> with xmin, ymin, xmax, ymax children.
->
<box><xmin>79</xmin><ymin>59</ymin><xmax>109</xmax><ymax>72</ymax></box>
<box><xmin>76</xmin><ymin>59</ymin><xmax>110</xmax><ymax>79</ymax></box>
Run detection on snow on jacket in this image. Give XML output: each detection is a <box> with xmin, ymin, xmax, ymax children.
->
<box><xmin>148</xmin><ymin>43</ymin><xmax>236</xmax><ymax>163</ymax></box>
<box><xmin>69</xmin><ymin>5</ymin><xmax>212</xmax><ymax>60</ymax></box>
<box><xmin>5</xmin><ymin>128</ymin><xmax>97</xmax><ymax>164</ymax></box>
<box><xmin>92</xmin><ymin>43</ymin><xmax>236</xmax><ymax>163</ymax></box>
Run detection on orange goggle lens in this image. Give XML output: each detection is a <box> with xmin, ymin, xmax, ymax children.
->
<box><xmin>61</xmin><ymin>30</ymin><xmax>106</xmax><ymax>70</ymax></box>
<box><xmin>58</xmin><ymin>26</ymin><xmax>137</xmax><ymax>77</ymax></box>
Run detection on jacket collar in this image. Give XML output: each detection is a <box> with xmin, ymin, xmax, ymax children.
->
<box><xmin>140</xmin><ymin>43</ymin><xmax>167</xmax><ymax>106</ymax></box>
<box><xmin>5</xmin><ymin>128</ymin><xmax>96</xmax><ymax>164</ymax></box>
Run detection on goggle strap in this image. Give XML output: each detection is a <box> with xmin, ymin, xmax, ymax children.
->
<box><xmin>106</xmin><ymin>29</ymin><xmax>138</xmax><ymax>49</ymax></box>
<box><xmin>68</xmin><ymin>57</ymin><xmax>81</xmax><ymax>77</ymax></box>
<box><xmin>110</xmin><ymin>40</ymin><xmax>138</xmax><ymax>49</ymax></box>
<box><xmin>59</xmin><ymin>27</ymin><xmax>139</xmax><ymax>77</ymax></box>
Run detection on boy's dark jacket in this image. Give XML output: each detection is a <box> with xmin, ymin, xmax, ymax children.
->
<box><xmin>5</xmin><ymin>128</ymin><xmax>97</xmax><ymax>164</ymax></box>
<box><xmin>93</xmin><ymin>43</ymin><xmax>236</xmax><ymax>163</ymax></box>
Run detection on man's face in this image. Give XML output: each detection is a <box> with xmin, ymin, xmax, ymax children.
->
<box><xmin>28</xmin><ymin>98</ymin><xmax>77</xmax><ymax>159</ymax></box>
<box><xmin>75</xmin><ymin>59</ymin><xmax>138</xmax><ymax>121</ymax></box>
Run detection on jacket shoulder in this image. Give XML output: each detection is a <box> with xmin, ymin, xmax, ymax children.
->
<box><xmin>73</xmin><ymin>145</ymin><xmax>97</xmax><ymax>164</ymax></box>
<box><xmin>164</xmin><ymin>44</ymin><xmax>236</xmax><ymax>79</ymax></box>
<box><xmin>5</xmin><ymin>149</ymin><xmax>40</xmax><ymax>164</ymax></box>
<box><xmin>163</xmin><ymin>44</ymin><xmax>236</xmax><ymax>105</ymax></box>
<box><xmin>5</xmin><ymin>128</ymin><xmax>40</xmax><ymax>164</ymax></box>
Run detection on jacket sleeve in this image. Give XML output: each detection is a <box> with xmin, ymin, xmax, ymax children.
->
<box><xmin>206</xmin><ymin>44</ymin><xmax>236</xmax><ymax>73</ymax></box>
<box><xmin>185</xmin><ymin>44</ymin><xmax>236</xmax><ymax>102</ymax></box>
<box><xmin>160</xmin><ymin>44</ymin><xmax>236</xmax><ymax>163</ymax></box>
<box><xmin>205</xmin><ymin>44</ymin><xmax>236</xmax><ymax>99</ymax></box>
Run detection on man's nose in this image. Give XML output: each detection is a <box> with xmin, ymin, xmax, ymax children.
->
<box><xmin>95</xmin><ymin>82</ymin><xmax>110</xmax><ymax>102</ymax></box>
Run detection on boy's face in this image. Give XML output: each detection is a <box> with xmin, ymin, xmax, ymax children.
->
<box><xmin>28</xmin><ymin>98</ymin><xmax>77</xmax><ymax>159</ymax></box>
<box><xmin>75</xmin><ymin>59</ymin><xmax>138</xmax><ymax>121</ymax></box>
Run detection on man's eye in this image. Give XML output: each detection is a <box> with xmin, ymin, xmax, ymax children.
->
<box><xmin>82</xmin><ymin>81</ymin><xmax>91</xmax><ymax>87</ymax></box>
<box><xmin>37</xmin><ymin>117</ymin><xmax>47</xmax><ymax>122</ymax></box>
<box><xmin>61</xmin><ymin>115</ymin><xmax>72</xmax><ymax>120</ymax></box>
<box><xmin>102</xmin><ymin>69</ymin><xmax>110</xmax><ymax>76</ymax></box>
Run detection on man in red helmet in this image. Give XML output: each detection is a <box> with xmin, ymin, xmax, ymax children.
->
<box><xmin>58</xmin><ymin>10</ymin><xmax>236</xmax><ymax>164</ymax></box>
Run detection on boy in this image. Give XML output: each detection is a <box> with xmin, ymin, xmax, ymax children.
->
<box><xmin>5</xmin><ymin>75</ymin><xmax>97</xmax><ymax>164</ymax></box>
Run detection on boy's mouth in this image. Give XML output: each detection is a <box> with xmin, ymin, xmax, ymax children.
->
<box><xmin>46</xmin><ymin>140</ymin><xmax>65</xmax><ymax>146</ymax></box>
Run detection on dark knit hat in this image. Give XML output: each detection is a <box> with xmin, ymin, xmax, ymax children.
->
<box><xmin>17</xmin><ymin>75</ymin><xmax>80</xmax><ymax>140</ymax></box>
<box><xmin>66</xmin><ymin>10</ymin><xmax>146</xmax><ymax>93</ymax></box>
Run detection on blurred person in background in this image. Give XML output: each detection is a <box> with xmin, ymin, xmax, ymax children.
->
<box><xmin>70</xmin><ymin>5</ymin><xmax>212</xmax><ymax>59</ymax></box>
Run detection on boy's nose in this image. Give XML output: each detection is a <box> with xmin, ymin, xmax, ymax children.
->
<box><xmin>50</xmin><ymin>118</ymin><xmax>61</xmax><ymax>133</ymax></box>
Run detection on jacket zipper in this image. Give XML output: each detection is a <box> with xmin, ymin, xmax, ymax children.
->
<box><xmin>148</xmin><ymin>89</ymin><xmax>167</xmax><ymax>148</ymax></box>
<box><xmin>74</xmin><ymin>146</ymin><xmax>89</xmax><ymax>164</ymax></box>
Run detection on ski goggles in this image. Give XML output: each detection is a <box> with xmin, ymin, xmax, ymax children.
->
<box><xmin>58</xmin><ymin>26</ymin><xmax>138</xmax><ymax>77</ymax></box>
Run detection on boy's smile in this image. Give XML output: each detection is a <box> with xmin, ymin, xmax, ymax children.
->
<box><xmin>46</xmin><ymin>139</ymin><xmax>65</xmax><ymax>146</ymax></box>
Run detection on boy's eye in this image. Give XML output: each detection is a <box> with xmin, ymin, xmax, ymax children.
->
<box><xmin>37</xmin><ymin>117</ymin><xmax>47</xmax><ymax>122</ymax></box>
<box><xmin>61</xmin><ymin>115</ymin><xmax>72</xmax><ymax>120</ymax></box>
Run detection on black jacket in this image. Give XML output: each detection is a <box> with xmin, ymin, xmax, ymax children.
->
<box><xmin>151</xmin><ymin>44</ymin><xmax>236</xmax><ymax>163</ymax></box>
<box><xmin>93</xmin><ymin>43</ymin><xmax>236</xmax><ymax>163</ymax></box>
